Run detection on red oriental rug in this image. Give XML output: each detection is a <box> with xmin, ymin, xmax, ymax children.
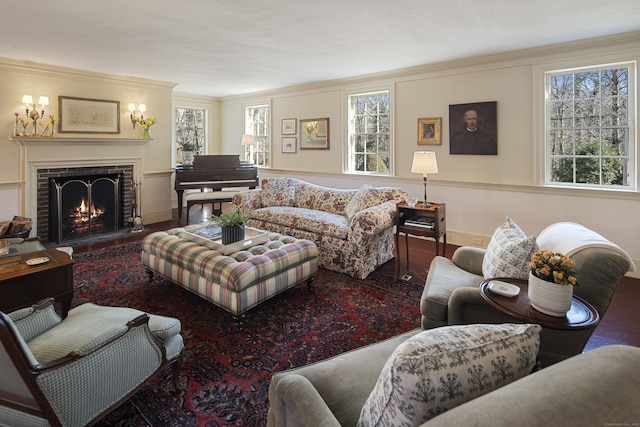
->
<box><xmin>72</xmin><ymin>241</ymin><xmax>422</xmax><ymax>426</ymax></box>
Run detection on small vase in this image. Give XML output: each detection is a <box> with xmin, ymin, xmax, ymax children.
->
<box><xmin>182</xmin><ymin>151</ymin><xmax>194</xmax><ymax>166</ymax></box>
<box><xmin>221</xmin><ymin>225</ymin><xmax>245</xmax><ymax>245</ymax></box>
<box><xmin>143</xmin><ymin>127</ymin><xmax>150</xmax><ymax>139</ymax></box>
<box><xmin>13</xmin><ymin>122</ymin><xmax>20</xmax><ymax>137</ymax></box>
<box><xmin>528</xmin><ymin>271</ymin><xmax>573</xmax><ymax>317</ymax></box>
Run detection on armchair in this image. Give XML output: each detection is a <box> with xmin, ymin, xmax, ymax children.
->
<box><xmin>420</xmin><ymin>221</ymin><xmax>635</xmax><ymax>367</ymax></box>
<box><xmin>0</xmin><ymin>298</ymin><xmax>184</xmax><ymax>427</ymax></box>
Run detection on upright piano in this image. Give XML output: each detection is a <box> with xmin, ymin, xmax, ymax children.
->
<box><xmin>174</xmin><ymin>154</ymin><xmax>258</xmax><ymax>221</ymax></box>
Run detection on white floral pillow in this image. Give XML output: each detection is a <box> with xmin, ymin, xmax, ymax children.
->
<box><xmin>482</xmin><ymin>216</ymin><xmax>538</xmax><ymax>280</ymax></box>
<box><xmin>357</xmin><ymin>323</ymin><xmax>541</xmax><ymax>427</ymax></box>
<box><xmin>345</xmin><ymin>184</ymin><xmax>380</xmax><ymax>219</ymax></box>
<box><xmin>260</xmin><ymin>177</ymin><xmax>296</xmax><ymax>207</ymax></box>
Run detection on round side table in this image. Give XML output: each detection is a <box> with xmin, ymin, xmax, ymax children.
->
<box><xmin>479</xmin><ymin>278</ymin><xmax>599</xmax><ymax>330</ymax></box>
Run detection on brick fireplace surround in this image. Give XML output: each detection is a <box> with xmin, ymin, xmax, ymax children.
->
<box><xmin>37</xmin><ymin>165</ymin><xmax>133</xmax><ymax>241</ymax></box>
<box><xmin>12</xmin><ymin>137</ymin><xmax>147</xmax><ymax>242</ymax></box>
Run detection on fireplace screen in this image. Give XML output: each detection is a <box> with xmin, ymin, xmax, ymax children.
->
<box><xmin>49</xmin><ymin>174</ymin><xmax>122</xmax><ymax>243</ymax></box>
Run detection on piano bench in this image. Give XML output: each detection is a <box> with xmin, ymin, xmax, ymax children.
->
<box><xmin>185</xmin><ymin>190</ymin><xmax>242</xmax><ymax>224</ymax></box>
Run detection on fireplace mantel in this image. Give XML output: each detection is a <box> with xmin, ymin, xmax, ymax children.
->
<box><xmin>14</xmin><ymin>136</ymin><xmax>149</xmax><ymax>237</ymax></box>
<box><xmin>10</xmin><ymin>136</ymin><xmax>150</xmax><ymax>146</ymax></box>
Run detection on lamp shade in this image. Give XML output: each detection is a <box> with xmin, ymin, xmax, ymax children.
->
<box><xmin>241</xmin><ymin>134</ymin><xmax>254</xmax><ymax>145</ymax></box>
<box><xmin>411</xmin><ymin>151</ymin><xmax>439</xmax><ymax>176</ymax></box>
<box><xmin>22</xmin><ymin>95</ymin><xmax>33</xmax><ymax>105</ymax></box>
<box><xmin>37</xmin><ymin>96</ymin><xmax>49</xmax><ymax>107</ymax></box>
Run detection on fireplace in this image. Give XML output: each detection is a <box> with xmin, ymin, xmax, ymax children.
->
<box><xmin>36</xmin><ymin>165</ymin><xmax>134</xmax><ymax>242</ymax></box>
<box><xmin>49</xmin><ymin>174</ymin><xmax>123</xmax><ymax>243</ymax></box>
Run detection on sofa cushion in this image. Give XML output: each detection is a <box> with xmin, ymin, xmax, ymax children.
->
<box><xmin>294</xmin><ymin>181</ymin><xmax>356</xmax><ymax>215</ymax></box>
<box><xmin>345</xmin><ymin>184</ymin><xmax>379</xmax><ymax>219</ymax></box>
<box><xmin>261</xmin><ymin>177</ymin><xmax>296</xmax><ymax>207</ymax></box>
<box><xmin>358</xmin><ymin>323</ymin><xmax>541</xmax><ymax>427</ymax></box>
<box><xmin>482</xmin><ymin>217</ymin><xmax>538</xmax><ymax>280</ymax></box>
<box><xmin>250</xmin><ymin>206</ymin><xmax>350</xmax><ymax>239</ymax></box>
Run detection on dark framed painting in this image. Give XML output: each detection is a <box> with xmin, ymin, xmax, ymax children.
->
<box><xmin>449</xmin><ymin>101</ymin><xmax>497</xmax><ymax>155</ymax></box>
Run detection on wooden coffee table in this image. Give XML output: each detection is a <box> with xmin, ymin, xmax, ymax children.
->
<box><xmin>479</xmin><ymin>278</ymin><xmax>599</xmax><ymax>330</ymax></box>
<box><xmin>0</xmin><ymin>248</ymin><xmax>74</xmax><ymax>317</ymax></box>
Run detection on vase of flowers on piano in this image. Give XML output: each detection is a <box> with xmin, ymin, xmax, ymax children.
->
<box><xmin>178</xmin><ymin>139</ymin><xmax>201</xmax><ymax>166</ymax></box>
<box><xmin>211</xmin><ymin>208</ymin><xmax>248</xmax><ymax>244</ymax></box>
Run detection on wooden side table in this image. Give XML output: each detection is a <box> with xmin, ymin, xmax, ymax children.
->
<box><xmin>479</xmin><ymin>278</ymin><xmax>599</xmax><ymax>330</ymax></box>
<box><xmin>395</xmin><ymin>201</ymin><xmax>446</xmax><ymax>279</ymax></box>
<box><xmin>0</xmin><ymin>248</ymin><xmax>74</xmax><ymax>317</ymax></box>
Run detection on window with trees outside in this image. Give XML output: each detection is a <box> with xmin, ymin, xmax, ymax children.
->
<box><xmin>348</xmin><ymin>90</ymin><xmax>391</xmax><ymax>175</ymax></box>
<box><xmin>175</xmin><ymin>107</ymin><xmax>206</xmax><ymax>165</ymax></box>
<box><xmin>244</xmin><ymin>104</ymin><xmax>270</xmax><ymax>167</ymax></box>
<box><xmin>545</xmin><ymin>63</ymin><xmax>635</xmax><ymax>190</ymax></box>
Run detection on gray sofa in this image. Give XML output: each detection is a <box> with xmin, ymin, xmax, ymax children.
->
<box><xmin>267</xmin><ymin>332</ymin><xmax>640</xmax><ymax>426</ymax></box>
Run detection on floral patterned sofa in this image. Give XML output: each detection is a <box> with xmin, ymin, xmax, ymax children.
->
<box><xmin>233</xmin><ymin>177</ymin><xmax>407</xmax><ymax>279</ymax></box>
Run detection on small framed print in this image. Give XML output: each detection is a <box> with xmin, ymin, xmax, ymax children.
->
<box><xmin>281</xmin><ymin>118</ymin><xmax>297</xmax><ymax>135</ymax></box>
<box><xmin>282</xmin><ymin>137</ymin><xmax>297</xmax><ymax>153</ymax></box>
<box><xmin>300</xmin><ymin>118</ymin><xmax>330</xmax><ymax>150</ymax></box>
<box><xmin>418</xmin><ymin>117</ymin><xmax>441</xmax><ymax>145</ymax></box>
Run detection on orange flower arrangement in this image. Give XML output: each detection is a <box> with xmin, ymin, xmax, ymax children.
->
<box><xmin>530</xmin><ymin>250</ymin><xmax>578</xmax><ymax>286</ymax></box>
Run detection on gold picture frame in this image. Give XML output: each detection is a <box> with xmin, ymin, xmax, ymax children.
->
<box><xmin>417</xmin><ymin>117</ymin><xmax>441</xmax><ymax>145</ymax></box>
<box><xmin>58</xmin><ymin>96</ymin><xmax>120</xmax><ymax>134</ymax></box>
<box><xmin>300</xmin><ymin>118</ymin><xmax>330</xmax><ymax>150</ymax></box>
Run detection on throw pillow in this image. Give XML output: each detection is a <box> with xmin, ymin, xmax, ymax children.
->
<box><xmin>482</xmin><ymin>216</ymin><xmax>538</xmax><ymax>280</ymax></box>
<box><xmin>345</xmin><ymin>184</ymin><xmax>380</xmax><ymax>219</ymax></box>
<box><xmin>357</xmin><ymin>323</ymin><xmax>541</xmax><ymax>427</ymax></box>
<box><xmin>260</xmin><ymin>177</ymin><xmax>296</xmax><ymax>207</ymax></box>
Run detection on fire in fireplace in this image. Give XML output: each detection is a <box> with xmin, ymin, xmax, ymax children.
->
<box><xmin>49</xmin><ymin>174</ymin><xmax>123</xmax><ymax>243</ymax></box>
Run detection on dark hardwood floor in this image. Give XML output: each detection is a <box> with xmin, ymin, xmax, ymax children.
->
<box><xmin>71</xmin><ymin>204</ymin><xmax>640</xmax><ymax>352</ymax></box>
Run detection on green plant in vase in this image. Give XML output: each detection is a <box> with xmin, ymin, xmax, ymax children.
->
<box><xmin>210</xmin><ymin>208</ymin><xmax>248</xmax><ymax>244</ymax></box>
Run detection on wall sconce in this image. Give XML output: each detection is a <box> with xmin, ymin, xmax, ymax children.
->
<box><xmin>22</xmin><ymin>95</ymin><xmax>48</xmax><ymax>121</ymax></box>
<box><xmin>411</xmin><ymin>151</ymin><xmax>439</xmax><ymax>207</ymax></box>
<box><xmin>129</xmin><ymin>103</ymin><xmax>146</xmax><ymax>128</ymax></box>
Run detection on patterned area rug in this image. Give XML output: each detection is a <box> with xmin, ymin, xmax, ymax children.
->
<box><xmin>72</xmin><ymin>241</ymin><xmax>422</xmax><ymax>426</ymax></box>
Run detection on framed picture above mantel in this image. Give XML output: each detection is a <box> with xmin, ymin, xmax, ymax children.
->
<box><xmin>58</xmin><ymin>96</ymin><xmax>120</xmax><ymax>134</ymax></box>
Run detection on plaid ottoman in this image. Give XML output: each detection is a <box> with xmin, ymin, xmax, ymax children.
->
<box><xmin>141</xmin><ymin>226</ymin><xmax>318</xmax><ymax>316</ymax></box>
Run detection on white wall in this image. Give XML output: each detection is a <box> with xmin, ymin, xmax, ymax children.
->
<box><xmin>220</xmin><ymin>33</ymin><xmax>640</xmax><ymax>276</ymax></box>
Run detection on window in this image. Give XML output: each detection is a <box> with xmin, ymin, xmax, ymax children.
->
<box><xmin>244</xmin><ymin>104</ymin><xmax>270</xmax><ymax>167</ymax></box>
<box><xmin>175</xmin><ymin>107</ymin><xmax>206</xmax><ymax>164</ymax></box>
<box><xmin>347</xmin><ymin>90</ymin><xmax>391</xmax><ymax>175</ymax></box>
<box><xmin>545</xmin><ymin>63</ymin><xmax>635</xmax><ymax>189</ymax></box>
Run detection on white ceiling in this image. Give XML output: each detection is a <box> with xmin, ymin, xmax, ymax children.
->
<box><xmin>2</xmin><ymin>0</ymin><xmax>639</xmax><ymax>97</ymax></box>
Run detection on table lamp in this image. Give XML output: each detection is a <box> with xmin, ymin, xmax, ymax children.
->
<box><xmin>411</xmin><ymin>151</ymin><xmax>438</xmax><ymax>207</ymax></box>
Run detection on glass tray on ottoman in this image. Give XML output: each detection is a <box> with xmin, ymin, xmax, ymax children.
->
<box><xmin>193</xmin><ymin>226</ymin><xmax>270</xmax><ymax>255</ymax></box>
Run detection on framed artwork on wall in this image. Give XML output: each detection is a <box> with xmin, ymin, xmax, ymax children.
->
<box><xmin>417</xmin><ymin>117</ymin><xmax>442</xmax><ymax>145</ymax></box>
<box><xmin>449</xmin><ymin>101</ymin><xmax>497</xmax><ymax>155</ymax></box>
<box><xmin>282</xmin><ymin>137</ymin><xmax>297</xmax><ymax>153</ymax></box>
<box><xmin>281</xmin><ymin>118</ymin><xmax>297</xmax><ymax>135</ymax></box>
<box><xmin>58</xmin><ymin>96</ymin><xmax>120</xmax><ymax>134</ymax></box>
<box><xmin>300</xmin><ymin>117</ymin><xmax>330</xmax><ymax>150</ymax></box>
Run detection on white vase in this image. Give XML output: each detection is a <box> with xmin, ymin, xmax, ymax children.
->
<box><xmin>183</xmin><ymin>151</ymin><xmax>194</xmax><ymax>166</ymax></box>
<box><xmin>527</xmin><ymin>271</ymin><xmax>573</xmax><ymax>317</ymax></box>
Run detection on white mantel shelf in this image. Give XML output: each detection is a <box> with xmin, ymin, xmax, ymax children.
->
<box><xmin>10</xmin><ymin>136</ymin><xmax>151</xmax><ymax>145</ymax></box>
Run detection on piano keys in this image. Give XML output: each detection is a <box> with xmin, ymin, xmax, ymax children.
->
<box><xmin>175</xmin><ymin>154</ymin><xmax>258</xmax><ymax>221</ymax></box>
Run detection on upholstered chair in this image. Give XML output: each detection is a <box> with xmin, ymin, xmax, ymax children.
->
<box><xmin>0</xmin><ymin>298</ymin><xmax>184</xmax><ymax>427</ymax></box>
<box><xmin>420</xmin><ymin>221</ymin><xmax>635</xmax><ymax>367</ymax></box>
